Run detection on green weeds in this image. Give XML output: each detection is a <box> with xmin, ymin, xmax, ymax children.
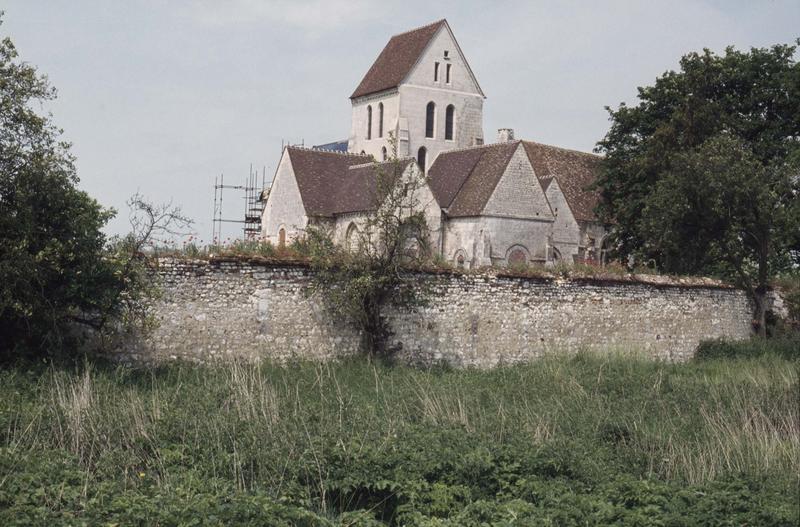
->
<box><xmin>1</xmin><ymin>353</ymin><xmax>797</xmax><ymax>525</ymax></box>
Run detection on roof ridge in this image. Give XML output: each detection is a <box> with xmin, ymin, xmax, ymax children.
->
<box><xmin>437</xmin><ymin>140</ymin><xmax>521</xmax><ymax>156</ymax></box>
<box><xmin>348</xmin><ymin>162</ymin><xmax>376</xmax><ymax>169</ymax></box>
<box><xmin>348</xmin><ymin>158</ymin><xmax>413</xmax><ymax>170</ymax></box>
<box><xmin>522</xmin><ymin>140</ymin><xmax>601</xmax><ymax>158</ymax></box>
<box><xmin>389</xmin><ymin>19</ymin><xmax>446</xmax><ymax>38</ymax></box>
<box><xmin>351</xmin><ymin>19</ymin><xmax>448</xmax><ymax>99</ymax></box>
<box><xmin>287</xmin><ymin>145</ymin><xmax>370</xmax><ymax>158</ymax></box>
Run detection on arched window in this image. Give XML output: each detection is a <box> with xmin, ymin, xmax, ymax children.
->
<box><xmin>366</xmin><ymin>105</ymin><xmax>372</xmax><ymax>139</ymax></box>
<box><xmin>445</xmin><ymin>105</ymin><xmax>455</xmax><ymax>141</ymax></box>
<box><xmin>345</xmin><ymin>222</ymin><xmax>359</xmax><ymax>251</ymax></box>
<box><xmin>506</xmin><ymin>245</ymin><xmax>529</xmax><ymax>266</ymax></box>
<box><xmin>378</xmin><ymin>102</ymin><xmax>384</xmax><ymax>138</ymax></box>
<box><xmin>417</xmin><ymin>147</ymin><xmax>427</xmax><ymax>175</ymax></box>
<box><xmin>381</xmin><ymin>146</ymin><xmax>387</xmax><ymax>161</ymax></box>
<box><xmin>278</xmin><ymin>228</ymin><xmax>286</xmax><ymax>248</ymax></box>
<box><xmin>425</xmin><ymin>102</ymin><xmax>435</xmax><ymax>138</ymax></box>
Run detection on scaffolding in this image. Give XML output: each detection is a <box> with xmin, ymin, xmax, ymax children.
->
<box><xmin>212</xmin><ymin>164</ymin><xmax>267</xmax><ymax>242</ymax></box>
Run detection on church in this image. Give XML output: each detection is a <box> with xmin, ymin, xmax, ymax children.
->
<box><xmin>260</xmin><ymin>19</ymin><xmax>607</xmax><ymax>268</ymax></box>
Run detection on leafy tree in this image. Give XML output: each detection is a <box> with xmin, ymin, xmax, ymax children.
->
<box><xmin>306</xmin><ymin>136</ymin><xmax>432</xmax><ymax>356</ymax></box>
<box><xmin>595</xmin><ymin>41</ymin><xmax>800</xmax><ymax>335</ymax></box>
<box><xmin>0</xmin><ymin>15</ymin><xmax>191</xmax><ymax>357</ymax></box>
<box><xmin>0</xmin><ymin>15</ymin><xmax>113</xmax><ymax>356</ymax></box>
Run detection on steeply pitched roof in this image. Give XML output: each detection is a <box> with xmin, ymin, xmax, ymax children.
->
<box><xmin>284</xmin><ymin>147</ymin><xmax>414</xmax><ymax>216</ymax></box>
<box><xmin>286</xmin><ymin>147</ymin><xmax>371</xmax><ymax>217</ymax></box>
<box><xmin>426</xmin><ymin>146</ymin><xmax>485</xmax><ymax>209</ymax></box>
<box><xmin>427</xmin><ymin>142</ymin><xmax>519</xmax><ymax>217</ymax></box>
<box><xmin>350</xmin><ymin>20</ymin><xmax>446</xmax><ymax>99</ymax></box>
<box><xmin>521</xmin><ymin>141</ymin><xmax>602</xmax><ymax>222</ymax></box>
<box><xmin>330</xmin><ymin>159</ymin><xmax>415</xmax><ymax>214</ymax></box>
<box><xmin>284</xmin><ymin>140</ymin><xmax>602</xmax><ymax>222</ymax></box>
<box><xmin>427</xmin><ymin>140</ymin><xmax>603</xmax><ymax>221</ymax></box>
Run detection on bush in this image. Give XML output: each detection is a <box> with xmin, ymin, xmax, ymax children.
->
<box><xmin>695</xmin><ymin>336</ymin><xmax>800</xmax><ymax>361</ymax></box>
<box><xmin>0</xmin><ymin>22</ymin><xmax>120</xmax><ymax>358</ymax></box>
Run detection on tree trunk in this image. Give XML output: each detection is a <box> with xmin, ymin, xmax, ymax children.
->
<box><xmin>753</xmin><ymin>288</ymin><xmax>767</xmax><ymax>338</ymax></box>
<box><xmin>754</xmin><ymin>240</ymin><xmax>770</xmax><ymax>338</ymax></box>
<box><xmin>362</xmin><ymin>292</ymin><xmax>390</xmax><ymax>356</ymax></box>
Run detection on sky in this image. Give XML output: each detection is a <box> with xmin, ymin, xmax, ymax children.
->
<box><xmin>3</xmin><ymin>0</ymin><xmax>799</xmax><ymax>240</ymax></box>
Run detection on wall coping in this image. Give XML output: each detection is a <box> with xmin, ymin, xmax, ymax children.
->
<box><xmin>152</xmin><ymin>256</ymin><xmax>740</xmax><ymax>291</ymax></box>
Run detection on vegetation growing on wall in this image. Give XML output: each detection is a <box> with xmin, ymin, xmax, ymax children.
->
<box><xmin>595</xmin><ymin>40</ymin><xmax>800</xmax><ymax>336</ymax></box>
<box><xmin>775</xmin><ymin>273</ymin><xmax>800</xmax><ymax>312</ymax></box>
<box><xmin>1</xmin><ymin>351</ymin><xmax>797</xmax><ymax>525</ymax></box>
<box><xmin>306</xmin><ymin>137</ymin><xmax>432</xmax><ymax>356</ymax></box>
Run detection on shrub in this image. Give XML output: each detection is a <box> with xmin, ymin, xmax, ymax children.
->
<box><xmin>695</xmin><ymin>336</ymin><xmax>800</xmax><ymax>361</ymax></box>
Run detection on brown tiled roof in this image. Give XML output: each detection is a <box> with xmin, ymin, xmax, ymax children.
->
<box><xmin>351</xmin><ymin>20</ymin><xmax>446</xmax><ymax>99</ymax></box>
<box><xmin>521</xmin><ymin>141</ymin><xmax>602</xmax><ymax>222</ymax></box>
<box><xmin>426</xmin><ymin>146</ymin><xmax>484</xmax><ymax>209</ymax></box>
<box><xmin>427</xmin><ymin>142</ymin><xmax>519</xmax><ymax>217</ymax></box>
<box><xmin>286</xmin><ymin>139</ymin><xmax>602</xmax><ymax>222</ymax></box>
<box><xmin>286</xmin><ymin>147</ymin><xmax>371</xmax><ymax>217</ymax></box>
<box><xmin>286</xmin><ymin>147</ymin><xmax>415</xmax><ymax>216</ymax></box>
<box><xmin>330</xmin><ymin>159</ymin><xmax>414</xmax><ymax>214</ymax></box>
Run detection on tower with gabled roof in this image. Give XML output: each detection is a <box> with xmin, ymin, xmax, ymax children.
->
<box><xmin>348</xmin><ymin>19</ymin><xmax>485</xmax><ymax>171</ymax></box>
<box><xmin>262</xmin><ymin>19</ymin><xmax>608</xmax><ymax>268</ymax></box>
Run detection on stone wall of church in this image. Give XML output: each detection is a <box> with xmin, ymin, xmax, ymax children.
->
<box><xmin>544</xmin><ymin>181</ymin><xmax>581</xmax><ymax>261</ymax></box>
<box><xmin>348</xmin><ymin>91</ymin><xmax>400</xmax><ymax>158</ymax></box>
<box><xmin>443</xmin><ymin>216</ymin><xmax>553</xmax><ymax>268</ymax></box>
<box><xmin>260</xmin><ymin>151</ymin><xmax>308</xmax><ymax>243</ymax></box>
<box><xmin>398</xmin><ymin>85</ymin><xmax>484</xmax><ymax>167</ymax></box>
<box><xmin>108</xmin><ymin>258</ymin><xmax>753</xmax><ymax>365</ymax></box>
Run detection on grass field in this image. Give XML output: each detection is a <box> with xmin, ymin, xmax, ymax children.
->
<box><xmin>1</xmin><ymin>347</ymin><xmax>798</xmax><ymax>525</ymax></box>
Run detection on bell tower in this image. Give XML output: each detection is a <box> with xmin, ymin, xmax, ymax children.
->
<box><xmin>348</xmin><ymin>19</ymin><xmax>485</xmax><ymax>170</ymax></box>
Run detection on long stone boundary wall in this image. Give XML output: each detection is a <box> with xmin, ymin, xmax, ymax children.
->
<box><xmin>114</xmin><ymin>258</ymin><xmax>753</xmax><ymax>365</ymax></box>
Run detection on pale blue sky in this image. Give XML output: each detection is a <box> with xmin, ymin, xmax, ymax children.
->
<box><xmin>3</xmin><ymin>1</ymin><xmax>798</xmax><ymax>239</ymax></box>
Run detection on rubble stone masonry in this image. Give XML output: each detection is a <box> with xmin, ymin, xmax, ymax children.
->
<box><xmin>114</xmin><ymin>258</ymin><xmax>753</xmax><ymax>365</ymax></box>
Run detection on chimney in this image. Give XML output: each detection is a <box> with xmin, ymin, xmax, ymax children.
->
<box><xmin>497</xmin><ymin>128</ymin><xmax>515</xmax><ymax>143</ymax></box>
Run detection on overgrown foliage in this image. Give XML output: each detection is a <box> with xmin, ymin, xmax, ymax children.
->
<box><xmin>696</xmin><ymin>335</ymin><xmax>800</xmax><ymax>360</ymax></box>
<box><xmin>0</xmin><ymin>17</ymin><xmax>191</xmax><ymax>359</ymax></box>
<box><xmin>1</xmin><ymin>352</ymin><xmax>797</xmax><ymax>525</ymax></box>
<box><xmin>595</xmin><ymin>41</ymin><xmax>800</xmax><ymax>335</ymax></box>
<box><xmin>307</xmin><ymin>137</ymin><xmax>432</xmax><ymax>356</ymax></box>
<box><xmin>774</xmin><ymin>273</ymin><xmax>800</xmax><ymax>326</ymax></box>
<box><xmin>98</xmin><ymin>194</ymin><xmax>193</xmax><ymax>340</ymax></box>
<box><xmin>0</xmin><ymin>15</ymin><xmax>119</xmax><ymax>357</ymax></box>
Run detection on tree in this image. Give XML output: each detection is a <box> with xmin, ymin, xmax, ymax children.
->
<box><xmin>0</xmin><ymin>15</ymin><xmax>111</xmax><ymax>356</ymax></box>
<box><xmin>595</xmin><ymin>41</ymin><xmax>800</xmax><ymax>336</ymax></box>
<box><xmin>0</xmin><ymin>15</ymin><xmax>191</xmax><ymax>358</ymax></box>
<box><xmin>99</xmin><ymin>193</ymin><xmax>193</xmax><ymax>338</ymax></box>
<box><xmin>306</xmin><ymin>136</ymin><xmax>432</xmax><ymax>356</ymax></box>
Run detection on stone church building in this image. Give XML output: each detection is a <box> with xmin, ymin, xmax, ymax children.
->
<box><xmin>261</xmin><ymin>19</ymin><xmax>607</xmax><ymax>267</ymax></box>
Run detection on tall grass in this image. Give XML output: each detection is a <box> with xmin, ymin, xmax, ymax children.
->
<box><xmin>1</xmin><ymin>352</ymin><xmax>797</xmax><ymax>524</ymax></box>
